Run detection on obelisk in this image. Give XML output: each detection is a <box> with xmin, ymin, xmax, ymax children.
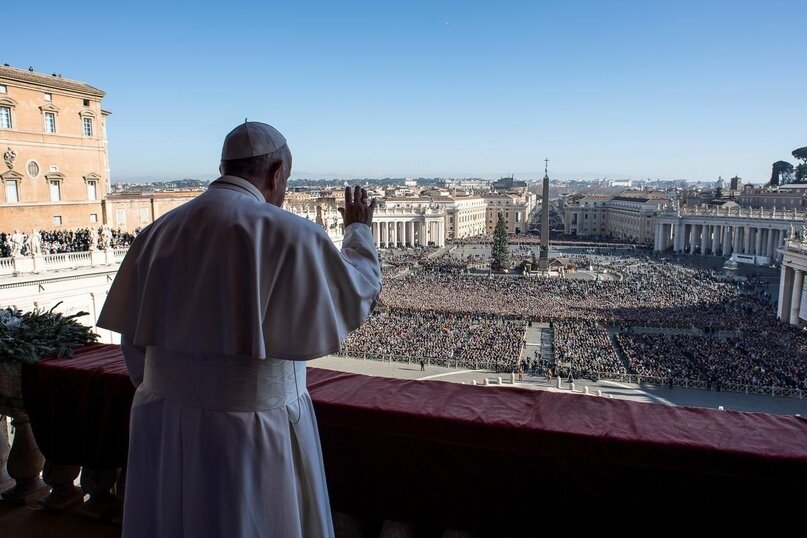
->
<box><xmin>538</xmin><ymin>158</ymin><xmax>550</xmax><ymax>271</ymax></box>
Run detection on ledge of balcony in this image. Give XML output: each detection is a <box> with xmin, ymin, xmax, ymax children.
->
<box><xmin>1</xmin><ymin>345</ymin><xmax>806</xmax><ymax>536</ymax></box>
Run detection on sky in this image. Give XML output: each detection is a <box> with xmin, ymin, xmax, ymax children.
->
<box><xmin>4</xmin><ymin>1</ymin><xmax>805</xmax><ymax>182</ymax></box>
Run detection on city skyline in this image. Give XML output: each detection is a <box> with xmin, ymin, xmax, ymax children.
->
<box><xmin>3</xmin><ymin>0</ymin><xmax>805</xmax><ymax>182</ymax></box>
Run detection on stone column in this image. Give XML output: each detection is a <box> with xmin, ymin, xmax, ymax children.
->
<box><xmin>732</xmin><ymin>226</ymin><xmax>740</xmax><ymax>255</ymax></box>
<box><xmin>407</xmin><ymin>221</ymin><xmax>415</xmax><ymax>246</ymax></box>
<box><xmin>41</xmin><ymin>461</ymin><xmax>83</xmax><ymax>511</ymax></box>
<box><xmin>689</xmin><ymin>224</ymin><xmax>698</xmax><ymax>254</ymax></box>
<box><xmin>779</xmin><ymin>266</ymin><xmax>793</xmax><ymax>321</ymax></box>
<box><xmin>722</xmin><ymin>226</ymin><xmax>731</xmax><ymax>257</ymax></box>
<box><xmin>766</xmin><ymin>229</ymin><xmax>774</xmax><ymax>259</ymax></box>
<box><xmin>419</xmin><ymin>222</ymin><xmax>426</xmax><ymax>246</ymax></box>
<box><xmin>790</xmin><ymin>269</ymin><xmax>803</xmax><ymax>325</ymax></box>
<box><xmin>1</xmin><ymin>411</ymin><xmax>48</xmax><ymax>503</ymax></box>
<box><xmin>76</xmin><ymin>467</ymin><xmax>121</xmax><ymax>521</ymax></box>
<box><xmin>711</xmin><ymin>225</ymin><xmax>720</xmax><ymax>255</ymax></box>
<box><xmin>0</xmin><ymin>415</ymin><xmax>11</xmax><ymax>492</ymax></box>
<box><xmin>754</xmin><ymin>227</ymin><xmax>762</xmax><ymax>256</ymax></box>
<box><xmin>743</xmin><ymin>226</ymin><xmax>751</xmax><ymax>254</ymax></box>
<box><xmin>654</xmin><ymin>224</ymin><xmax>661</xmax><ymax>251</ymax></box>
<box><xmin>382</xmin><ymin>222</ymin><xmax>389</xmax><ymax>247</ymax></box>
<box><xmin>700</xmin><ymin>225</ymin><xmax>709</xmax><ymax>255</ymax></box>
<box><xmin>675</xmin><ymin>222</ymin><xmax>684</xmax><ymax>252</ymax></box>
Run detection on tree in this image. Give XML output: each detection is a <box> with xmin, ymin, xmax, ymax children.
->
<box><xmin>490</xmin><ymin>212</ymin><xmax>510</xmax><ymax>271</ymax></box>
<box><xmin>770</xmin><ymin>161</ymin><xmax>795</xmax><ymax>186</ymax></box>
<box><xmin>793</xmin><ymin>147</ymin><xmax>807</xmax><ymax>183</ymax></box>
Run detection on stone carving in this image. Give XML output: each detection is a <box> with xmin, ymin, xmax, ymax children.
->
<box><xmin>26</xmin><ymin>229</ymin><xmax>42</xmax><ymax>256</ymax></box>
<box><xmin>10</xmin><ymin>229</ymin><xmax>24</xmax><ymax>256</ymax></box>
<box><xmin>3</xmin><ymin>147</ymin><xmax>16</xmax><ymax>170</ymax></box>
<box><xmin>100</xmin><ymin>226</ymin><xmax>112</xmax><ymax>250</ymax></box>
<box><xmin>89</xmin><ymin>227</ymin><xmax>99</xmax><ymax>251</ymax></box>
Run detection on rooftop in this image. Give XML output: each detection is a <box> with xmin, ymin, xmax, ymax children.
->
<box><xmin>0</xmin><ymin>65</ymin><xmax>105</xmax><ymax>97</ymax></box>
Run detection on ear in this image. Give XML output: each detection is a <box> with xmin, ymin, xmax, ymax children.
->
<box><xmin>267</xmin><ymin>160</ymin><xmax>283</xmax><ymax>191</ymax></box>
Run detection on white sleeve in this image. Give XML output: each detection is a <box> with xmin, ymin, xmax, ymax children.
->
<box><xmin>120</xmin><ymin>334</ymin><xmax>146</xmax><ymax>388</ymax></box>
<box><xmin>340</xmin><ymin>222</ymin><xmax>383</xmax><ymax>310</ymax></box>
<box><xmin>262</xmin><ymin>221</ymin><xmax>382</xmax><ymax>360</ymax></box>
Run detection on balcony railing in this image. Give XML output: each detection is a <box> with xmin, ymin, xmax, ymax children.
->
<box><xmin>1</xmin><ymin>344</ymin><xmax>805</xmax><ymax>535</ymax></box>
<box><xmin>0</xmin><ymin>249</ymin><xmax>127</xmax><ymax>277</ymax></box>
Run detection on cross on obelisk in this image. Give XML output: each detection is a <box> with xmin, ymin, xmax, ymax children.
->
<box><xmin>538</xmin><ymin>158</ymin><xmax>550</xmax><ymax>271</ymax></box>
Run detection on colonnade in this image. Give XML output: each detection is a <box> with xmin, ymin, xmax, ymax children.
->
<box><xmin>370</xmin><ymin>219</ymin><xmax>444</xmax><ymax>248</ymax></box>
<box><xmin>778</xmin><ymin>245</ymin><xmax>807</xmax><ymax>326</ymax></box>
<box><xmin>654</xmin><ymin>219</ymin><xmax>788</xmax><ymax>261</ymax></box>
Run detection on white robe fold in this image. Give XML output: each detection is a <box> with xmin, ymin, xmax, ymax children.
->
<box><xmin>98</xmin><ymin>175</ymin><xmax>381</xmax><ymax>538</ymax></box>
<box><xmin>99</xmin><ymin>175</ymin><xmax>381</xmax><ymax>360</ymax></box>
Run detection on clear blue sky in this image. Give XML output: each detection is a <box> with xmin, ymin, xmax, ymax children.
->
<box><xmin>4</xmin><ymin>1</ymin><xmax>805</xmax><ymax>182</ymax></box>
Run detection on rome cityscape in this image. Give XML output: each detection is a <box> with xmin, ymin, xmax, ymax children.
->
<box><xmin>0</xmin><ymin>1</ymin><xmax>805</xmax><ymax>534</ymax></box>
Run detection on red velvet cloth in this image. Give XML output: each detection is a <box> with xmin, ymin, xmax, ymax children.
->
<box><xmin>21</xmin><ymin>344</ymin><xmax>135</xmax><ymax>469</ymax></box>
<box><xmin>20</xmin><ymin>345</ymin><xmax>807</xmax><ymax>527</ymax></box>
<box><xmin>307</xmin><ymin>368</ymin><xmax>807</xmax><ymax>527</ymax></box>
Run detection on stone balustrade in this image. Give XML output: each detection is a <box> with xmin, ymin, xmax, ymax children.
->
<box><xmin>660</xmin><ymin>205</ymin><xmax>807</xmax><ymax>220</ymax></box>
<box><xmin>0</xmin><ymin>248</ymin><xmax>128</xmax><ymax>277</ymax></box>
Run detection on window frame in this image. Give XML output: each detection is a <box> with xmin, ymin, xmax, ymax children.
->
<box><xmin>5</xmin><ymin>179</ymin><xmax>19</xmax><ymax>203</ymax></box>
<box><xmin>45</xmin><ymin>172</ymin><xmax>65</xmax><ymax>202</ymax></box>
<box><xmin>0</xmin><ymin>96</ymin><xmax>17</xmax><ymax>129</ymax></box>
<box><xmin>49</xmin><ymin>179</ymin><xmax>62</xmax><ymax>201</ymax></box>
<box><xmin>0</xmin><ymin>106</ymin><xmax>11</xmax><ymax>129</ymax></box>
<box><xmin>83</xmin><ymin>116</ymin><xmax>93</xmax><ymax>137</ymax></box>
<box><xmin>44</xmin><ymin>111</ymin><xmax>57</xmax><ymax>133</ymax></box>
<box><xmin>39</xmin><ymin>103</ymin><xmax>60</xmax><ymax>134</ymax></box>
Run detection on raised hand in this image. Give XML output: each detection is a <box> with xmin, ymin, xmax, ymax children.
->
<box><xmin>338</xmin><ymin>185</ymin><xmax>377</xmax><ymax>227</ymax></box>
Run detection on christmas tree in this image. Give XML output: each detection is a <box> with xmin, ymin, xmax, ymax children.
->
<box><xmin>490</xmin><ymin>212</ymin><xmax>510</xmax><ymax>271</ymax></box>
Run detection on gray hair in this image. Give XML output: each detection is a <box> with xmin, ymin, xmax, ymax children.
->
<box><xmin>220</xmin><ymin>144</ymin><xmax>291</xmax><ymax>179</ymax></box>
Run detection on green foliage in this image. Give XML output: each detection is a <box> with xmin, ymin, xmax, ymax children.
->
<box><xmin>0</xmin><ymin>303</ymin><xmax>98</xmax><ymax>364</ymax></box>
<box><xmin>490</xmin><ymin>212</ymin><xmax>510</xmax><ymax>271</ymax></box>
<box><xmin>792</xmin><ymin>146</ymin><xmax>807</xmax><ymax>163</ymax></box>
<box><xmin>797</xmin><ymin>163</ymin><xmax>807</xmax><ymax>183</ymax></box>
<box><xmin>771</xmin><ymin>161</ymin><xmax>794</xmax><ymax>186</ymax></box>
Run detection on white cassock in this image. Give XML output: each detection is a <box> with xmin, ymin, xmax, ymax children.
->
<box><xmin>97</xmin><ymin>175</ymin><xmax>381</xmax><ymax>538</ymax></box>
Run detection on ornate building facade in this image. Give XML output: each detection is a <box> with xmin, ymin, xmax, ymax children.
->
<box><xmin>0</xmin><ymin>66</ymin><xmax>110</xmax><ymax>231</ymax></box>
<box><xmin>563</xmin><ymin>191</ymin><xmax>668</xmax><ymax>243</ymax></box>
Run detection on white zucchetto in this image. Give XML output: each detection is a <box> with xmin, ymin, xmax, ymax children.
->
<box><xmin>221</xmin><ymin>121</ymin><xmax>287</xmax><ymax>160</ymax></box>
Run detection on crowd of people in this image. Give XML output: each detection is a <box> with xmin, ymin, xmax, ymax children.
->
<box><xmin>358</xmin><ymin>250</ymin><xmax>806</xmax><ymax>390</ymax></box>
<box><xmin>1</xmin><ymin>227</ymin><xmax>138</xmax><ymax>257</ymax></box>
<box><xmin>340</xmin><ymin>309</ymin><xmax>525</xmax><ymax>370</ymax></box>
<box><xmin>615</xmin><ymin>331</ymin><xmax>807</xmax><ymax>389</ymax></box>
<box><xmin>379</xmin><ymin>259</ymin><xmax>756</xmax><ymax>330</ymax></box>
<box><xmin>554</xmin><ymin>320</ymin><xmax>624</xmax><ymax>379</ymax></box>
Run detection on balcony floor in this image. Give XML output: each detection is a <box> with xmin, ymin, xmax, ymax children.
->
<box><xmin>0</xmin><ymin>499</ymin><xmax>119</xmax><ymax>538</ymax></box>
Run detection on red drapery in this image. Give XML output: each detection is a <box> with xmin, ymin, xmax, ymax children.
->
<box><xmin>20</xmin><ymin>344</ymin><xmax>807</xmax><ymax>527</ymax></box>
